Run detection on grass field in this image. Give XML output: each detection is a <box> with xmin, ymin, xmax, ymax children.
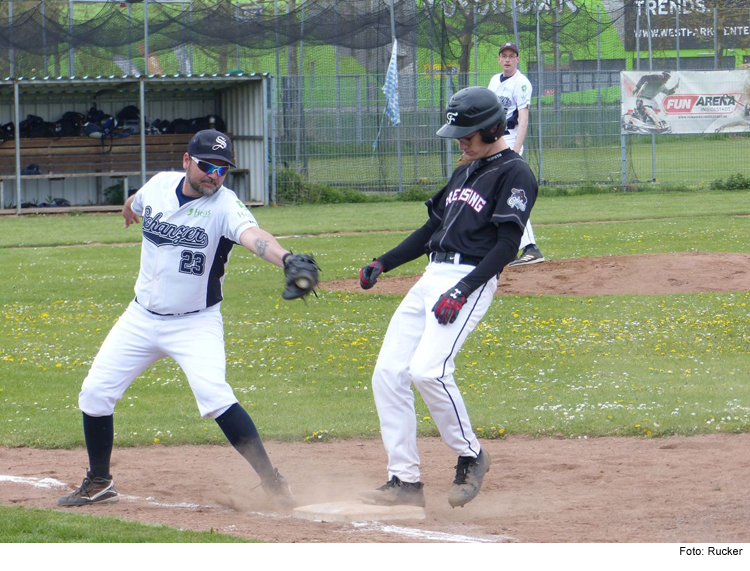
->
<box><xmin>1</xmin><ymin>191</ymin><xmax>750</xmax><ymax>540</ymax></box>
<box><xmin>0</xmin><ymin>505</ymin><xmax>249</xmax><ymax>542</ymax></box>
<box><xmin>293</xmin><ymin>137</ymin><xmax>750</xmax><ymax>189</ymax></box>
<box><xmin>3</xmin><ymin>188</ymin><xmax>750</xmax><ymax>248</ymax></box>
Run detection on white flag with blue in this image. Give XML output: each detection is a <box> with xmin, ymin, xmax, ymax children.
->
<box><xmin>382</xmin><ymin>39</ymin><xmax>400</xmax><ymax>126</ymax></box>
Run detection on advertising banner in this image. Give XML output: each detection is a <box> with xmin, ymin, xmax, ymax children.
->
<box><xmin>621</xmin><ymin>70</ymin><xmax>750</xmax><ymax>134</ymax></box>
<box><xmin>624</xmin><ymin>1</ymin><xmax>750</xmax><ymax>51</ymax></box>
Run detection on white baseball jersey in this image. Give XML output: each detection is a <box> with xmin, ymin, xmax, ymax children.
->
<box><xmin>489</xmin><ymin>70</ymin><xmax>536</xmax><ymax>248</ymax></box>
<box><xmin>487</xmin><ymin>70</ymin><xmax>532</xmax><ymax>148</ymax></box>
<box><xmin>80</xmin><ymin>171</ymin><xmax>257</xmax><ymax>420</ymax></box>
<box><xmin>130</xmin><ymin>172</ymin><xmax>258</xmax><ymax>315</ymax></box>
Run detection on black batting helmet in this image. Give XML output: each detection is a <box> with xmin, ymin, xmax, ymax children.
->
<box><xmin>436</xmin><ymin>86</ymin><xmax>507</xmax><ymax>143</ymax></box>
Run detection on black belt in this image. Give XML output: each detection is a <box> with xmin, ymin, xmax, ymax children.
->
<box><xmin>428</xmin><ymin>251</ymin><xmax>481</xmax><ymax>267</ymax></box>
<box><xmin>135</xmin><ymin>297</ymin><xmax>200</xmax><ymax>317</ymax></box>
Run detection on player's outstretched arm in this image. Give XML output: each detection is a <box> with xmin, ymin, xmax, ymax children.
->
<box><xmin>122</xmin><ymin>194</ymin><xmax>140</xmax><ymax>228</ymax></box>
<box><xmin>239</xmin><ymin>226</ymin><xmax>289</xmax><ymax>268</ymax></box>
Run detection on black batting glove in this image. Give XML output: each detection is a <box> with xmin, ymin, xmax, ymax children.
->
<box><xmin>360</xmin><ymin>258</ymin><xmax>385</xmax><ymax>290</ymax></box>
<box><xmin>432</xmin><ymin>282</ymin><xmax>470</xmax><ymax>325</ymax></box>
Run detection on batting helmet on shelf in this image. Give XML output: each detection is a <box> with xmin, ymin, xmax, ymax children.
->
<box><xmin>436</xmin><ymin>86</ymin><xmax>507</xmax><ymax>144</ymax></box>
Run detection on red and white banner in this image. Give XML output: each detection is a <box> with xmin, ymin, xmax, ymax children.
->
<box><xmin>621</xmin><ymin>70</ymin><xmax>750</xmax><ymax>135</ymax></box>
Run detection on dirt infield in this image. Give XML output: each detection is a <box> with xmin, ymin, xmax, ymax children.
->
<box><xmin>325</xmin><ymin>252</ymin><xmax>750</xmax><ymax>297</ymax></box>
<box><xmin>2</xmin><ymin>252</ymin><xmax>750</xmax><ymax>543</ymax></box>
<box><xmin>2</xmin><ymin>434</ymin><xmax>750</xmax><ymax>542</ymax></box>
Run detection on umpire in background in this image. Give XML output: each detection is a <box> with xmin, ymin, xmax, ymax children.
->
<box><xmin>358</xmin><ymin>87</ymin><xmax>538</xmax><ymax>508</ymax></box>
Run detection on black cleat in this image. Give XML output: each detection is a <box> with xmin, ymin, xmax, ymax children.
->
<box><xmin>58</xmin><ymin>472</ymin><xmax>119</xmax><ymax>507</ymax></box>
<box><xmin>262</xmin><ymin>468</ymin><xmax>296</xmax><ymax>508</ymax></box>
<box><xmin>358</xmin><ymin>476</ymin><xmax>426</xmax><ymax>507</ymax></box>
<box><xmin>508</xmin><ymin>246</ymin><xmax>545</xmax><ymax>266</ymax></box>
<box><xmin>449</xmin><ymin>449</ymin><xmax>491</xmax><ymax>508</ymax></box>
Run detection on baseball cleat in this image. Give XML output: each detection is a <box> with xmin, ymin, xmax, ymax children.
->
<box><xmin>262</xmin><ymin>468</ymin><xmax>297</xmax><ymax>508</ymax></box>
<box><xmin>58</xmin><ymin>472</ymin><xmax>119</xmax><ymax>507</ymax></box>
<box><xmin>449</xmin><ymin>449</ymin><xmax>491</xmax><ymax>508</ymax></box>
<box><xmin>358</xmin><ymin>476</ymin><xmax>426</xmax><ymax>507</ymax></box>
<box><xmin>508</xmin><ymin>246</ymin><xmax>545</xmax><ymax>266</ymax></box>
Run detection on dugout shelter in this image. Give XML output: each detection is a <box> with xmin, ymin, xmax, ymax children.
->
<box><xmin>0</xmin><ymin>72</ymin><xmax>270</xmax><ymax>214</ymax></box>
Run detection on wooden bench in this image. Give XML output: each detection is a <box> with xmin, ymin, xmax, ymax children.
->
<box><xmin>0</xmin><ymin>133</ymin><xmax>192</xmax><ymax>179</ymax></box>
<box><xmin>0</xmin><ymin>133</ymin><xmax>248</xmax><ymax>208</ymax></box>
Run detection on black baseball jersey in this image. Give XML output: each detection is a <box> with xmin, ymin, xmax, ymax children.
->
<box><xmin>425</xmin><ymin>149</ymin><xmax>537</xmax><ymax>260</ymax></box>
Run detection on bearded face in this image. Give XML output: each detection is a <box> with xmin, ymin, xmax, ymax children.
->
<box><xmin>183</xmin><ymin>155</ymin><xmax>228</xmax><ymax>197</ymax></box>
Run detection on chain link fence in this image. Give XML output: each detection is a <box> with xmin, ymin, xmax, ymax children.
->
<box><xmin>2</xmin><ymin>1</ymin><xmax>750</xmax><ymax>196</ymax></box>
<box><xmin>271</xmin><ymin>67</ymin><xmax>749</xmax><ymax>195</ymax></box>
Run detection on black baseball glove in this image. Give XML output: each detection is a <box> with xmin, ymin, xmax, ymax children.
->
<box><xmin>282</xmin><ymin>252</ymin><xmax>320</xmax><ymax>301</ymax></box>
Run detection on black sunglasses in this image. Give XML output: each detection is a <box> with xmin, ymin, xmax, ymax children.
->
<box><xmin>191</xmin><ymin>156</ymin><xmax>230</xmax><ymax>177</ymax></box>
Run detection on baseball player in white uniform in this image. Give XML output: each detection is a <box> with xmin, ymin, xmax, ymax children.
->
<box><xmin>488</xmin><ymin>42</ymin><xmax>545</xmax><ymax>266</ymax></box>
<box><xmin>358</xmin><ymin>87</ymin><xmax>538</xmax><ymax>509</ymax></box>
<box><xmin>58</xmin><ymin>130</ymin><xmax>296</xmax><ymax>508</ymax></box>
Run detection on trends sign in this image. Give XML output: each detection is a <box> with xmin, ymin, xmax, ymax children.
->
<box><xmin>624</xmin><ymin>0</ymin><xmax>750</xmax><ymax>51</ymax></box>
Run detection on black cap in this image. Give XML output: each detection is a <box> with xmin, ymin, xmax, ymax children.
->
<box><xmin>498</xmin><ymin>42</ymin><xmax>519</xmax><ymax>56</ymax></box>
<box><xmin>188</xmin><ymin>129</ymin><xmax>236</xmax><ymax>167</ymax></box>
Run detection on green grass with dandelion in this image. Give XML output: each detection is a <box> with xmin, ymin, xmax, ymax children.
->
<box><xmin>2</xmin><ymin>196</ymin><xmax>750</xmax><ymax>446</ymax></box>
<box><xmin>2</xmin><ymin>195</ymin><xmax>749</xmax><ymax>542</ymax></box>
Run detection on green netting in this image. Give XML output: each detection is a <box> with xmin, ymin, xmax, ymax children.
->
<box><xmin>0</xmin><ymin>0</ymin><xmax>633</xmax><ymax>78</ymax></box>
<box><xmin>1</xmin><ymin>1</ymin><xmax>748</xmax><ymax>190</ymax></box>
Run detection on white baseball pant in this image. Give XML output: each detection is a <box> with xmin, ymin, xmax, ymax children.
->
<box><xmin>371</xmin><ymin>261</ymin><xmax>498</xmax><ymax>483</ymax></box>
<box><xmin>79</xmin><ymin>301</ymin><xmax>238</xmax><ymax>419</ymax></box>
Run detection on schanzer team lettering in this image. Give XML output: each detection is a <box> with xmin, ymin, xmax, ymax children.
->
<box><xmin>141</xmin><ymin>206</ymin><xmax>211</xmax><ymax>247</ymax></box>
<box><xmin>131</xmin><ymin>172</ymin><xmax>258</xmax><ymax>315</ymax></box>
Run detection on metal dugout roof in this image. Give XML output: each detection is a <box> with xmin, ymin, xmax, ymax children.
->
<box><xmin>0</xmin><ymin>72</ymin><xmax>270</xmax><ymax>213</ymax></box>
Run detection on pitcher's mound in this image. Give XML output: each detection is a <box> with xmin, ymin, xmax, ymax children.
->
<box><xmin>293</xmin><ymin>500</ymin><xmax>426</xmax><ymax>523</ymax></box>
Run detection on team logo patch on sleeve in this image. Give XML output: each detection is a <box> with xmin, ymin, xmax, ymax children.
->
<box><xmin>507</xmin><ymin>188</ymin><xmax>528</xmax><ymax>212</ymax></box>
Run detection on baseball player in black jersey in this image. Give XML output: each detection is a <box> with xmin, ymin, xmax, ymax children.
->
<box><xmin>358</xmin><ymin>87</ymin><xmax>538</xmax><ymax>508</ymax></box>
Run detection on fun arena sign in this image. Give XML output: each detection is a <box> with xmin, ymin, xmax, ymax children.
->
<box><xmin>621</xmin><ymin>70</ymin><xmax>750</xmax><ymax>134</ymax></box>
<box><xmin>663</xmin><ymin>94</ymin><xmax>743</xmax><ymax>114</ymax></box>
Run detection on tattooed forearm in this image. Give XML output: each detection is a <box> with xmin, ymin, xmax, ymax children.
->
<box><xmin>254</xmin><ymin>238</ymin><xmax>269</xmax><ymax>258</ymax></box>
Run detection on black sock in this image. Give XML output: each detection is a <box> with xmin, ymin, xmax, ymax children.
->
<box><xmin>215</xmin><ymin>403</ymin><xmax>275</xmax><ymax>482</ymax></box>
<box><xmin>82</xmin><ymin>412</ymin><xmax>113</xmax><ymax>479</ymax></box>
